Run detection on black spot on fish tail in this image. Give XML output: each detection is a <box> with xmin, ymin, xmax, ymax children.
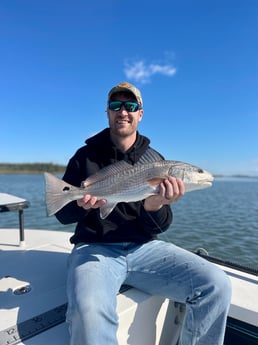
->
<box><xmin>63</xmin><ymin>186</ymin><xmax>70</xmax><ymax>192</ymax></box>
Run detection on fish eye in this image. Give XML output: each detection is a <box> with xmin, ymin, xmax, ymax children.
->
<box><xmin>63</xmin><ymin>186</ymin><xmax>70</xmax><ymax>191</ymax></box>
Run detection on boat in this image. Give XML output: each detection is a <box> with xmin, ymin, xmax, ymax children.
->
<box><xmin>0</xmin><ymin>193</ymin><xmax>257</xmax><ymax>345</ymax></box>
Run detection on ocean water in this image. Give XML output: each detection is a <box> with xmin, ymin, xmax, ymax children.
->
<box><xmin>0</xmin><ymin>174</ymin><xmax>257</xmax><ymax>269</ymax></box>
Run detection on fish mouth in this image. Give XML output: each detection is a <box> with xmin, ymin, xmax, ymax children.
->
<box><xmin>198</xmin><ymin>179</ymin><xmax>213</xmax><ymax>186</ymax></box>
<box><xmin>199</xmin><ymin>172</ymin><xmax>214</xmax><ymax>184</ymax></box>
<box><xmin>203</xmin><ymin>181</ymin><xmax>213</xmax><ymax>186</ymax></box>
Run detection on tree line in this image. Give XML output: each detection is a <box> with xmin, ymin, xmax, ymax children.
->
<box><xmin>0</xmin><ymin>163</ymin><xmax>66</xmax><ymax>174</ymax></box>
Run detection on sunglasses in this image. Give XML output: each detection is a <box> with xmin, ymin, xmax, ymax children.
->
<box><xmin>108</xmin><ymin>101</ymin><xmax>140</xmax><ymax>112</ymax></box>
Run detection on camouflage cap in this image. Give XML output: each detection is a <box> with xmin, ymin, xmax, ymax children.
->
<box><xmin>107</xmin><ymin>82</ymin><xmax>143</xmax><ymax>108</ymax></box>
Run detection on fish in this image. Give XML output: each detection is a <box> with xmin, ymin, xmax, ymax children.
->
<box><xmin>44</xmin><ymin>153</ymin><xmax>214</xmax><ymax>219</ymax></box>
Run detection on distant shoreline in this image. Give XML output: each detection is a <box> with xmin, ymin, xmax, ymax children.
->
<box><xmin>0</xmin><ymin>163</ymin><xmax>65</xmax><ymax>174</ymax></box>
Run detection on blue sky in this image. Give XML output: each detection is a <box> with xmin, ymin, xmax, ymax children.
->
<box><xmin>1</xmin><ymin>0</ymin><xmax>257</xmax><ymax>176</ymax></box>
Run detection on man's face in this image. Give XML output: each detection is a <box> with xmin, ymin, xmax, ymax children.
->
<box><xmin>107</xmin><ymin>92</ymin><xmax>143</xmax><ymax>140</ymax></box>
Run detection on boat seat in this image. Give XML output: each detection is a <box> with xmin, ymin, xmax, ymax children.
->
<box><xmin>0</xmin><ymin>193</ymin><xmax>30</xmax><ymax>246</ymax></box>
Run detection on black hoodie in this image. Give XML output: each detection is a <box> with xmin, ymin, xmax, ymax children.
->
<box><xmin>55</xmin><ymin>128</ymin><xmax>173</xmax><ymax>244</ymax></box>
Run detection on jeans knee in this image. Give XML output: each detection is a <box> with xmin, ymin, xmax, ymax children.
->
<box><xmin>73</xmin><ymin>291</ymin><xmax>117</xmax><ymax>325</ymax></box>
<box><xmin>211</xmin><ymin>266</ymin><xmax>232</xmax><ymax>307</ymax></box>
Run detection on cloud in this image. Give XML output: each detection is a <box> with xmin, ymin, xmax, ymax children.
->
<box><xmin>124</xmin><ymin>59</ymin><xmax>176</xmax><ymax>84</ymax></box>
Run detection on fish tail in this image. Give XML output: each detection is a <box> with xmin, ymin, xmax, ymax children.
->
<box><xmin>44</xmin><ymin>172</ymin><xmax>74</xmax><ymax>216</ymax></box>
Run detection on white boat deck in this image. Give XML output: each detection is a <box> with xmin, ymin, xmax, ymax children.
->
<box><xmin>0</xmin><ymin>228</ymin><xmax>257</xmax><ymax>345</ymax></box>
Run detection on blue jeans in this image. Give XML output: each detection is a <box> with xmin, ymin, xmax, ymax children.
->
<box><xmin>66</xmin><ymin>240</ymin><xmax>231</xmax><ymax>345</ymax></box>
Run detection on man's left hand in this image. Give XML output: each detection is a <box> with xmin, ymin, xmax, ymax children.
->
<box><xmin>144</xmin><ymin>177</ymin><xmax>185</xmax><ymax>212</ymax></box>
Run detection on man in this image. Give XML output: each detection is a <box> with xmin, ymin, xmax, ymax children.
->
<box><xmin>56</xmin><ymin>82</ymin><xmax>231</xmax><ymax>345</ymax></box>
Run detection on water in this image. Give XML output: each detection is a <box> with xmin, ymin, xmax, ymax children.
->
<box><xmin>0</xmin><ymin>174</ymin><xmax>257</xmax><ymax>269</ymax></box>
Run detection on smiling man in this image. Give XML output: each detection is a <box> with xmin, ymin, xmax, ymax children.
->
<box><xmin>55</xmin><ymin>81</ymin><xmax>231</xmax><ymax>345</ymax></box>
<box><xmin>108</xmin><ymin>82</ymin><xmax>144</xmax><ymax>146</ymax></box>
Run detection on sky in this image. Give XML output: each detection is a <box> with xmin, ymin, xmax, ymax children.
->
<box><xmin>1</xmin><ymin>0</ymin><xmax>257</xmax><ymax>176</ymax></box>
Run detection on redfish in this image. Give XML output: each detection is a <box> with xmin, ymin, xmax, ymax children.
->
<box><xmin>44</xmin><ymin>156</ymin><xmax>213</xmax><ymax>219</ymax></box>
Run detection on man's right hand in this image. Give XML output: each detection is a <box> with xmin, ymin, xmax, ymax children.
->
<box><xmin>77</xmin><ymin>195</ymin><xmax>107</xmax><ymax>210</ymax></box>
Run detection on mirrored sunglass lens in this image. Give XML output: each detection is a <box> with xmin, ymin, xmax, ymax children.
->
<box><xmin>124</xmin><ymin>102</ymin><xmax>139</xmax><ymax>112</ymax></box>
<box><xmin>109</xmin><ymin>101</ymin><xmax>122</xmax><ymax>111</ymax></box>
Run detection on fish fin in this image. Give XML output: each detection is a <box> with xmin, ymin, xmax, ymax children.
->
<box><xmin>84</xmin><ymin>161</ymin><xmax>131</xmax><ymax>187</ymax></box>
<box><xmin>44</xmin><ymin>172</ymin><xmax>75</xmax><ymax>216</ymax></box>
<box><xmin>137</xmin><ymin>148</ymin><xmax>163</xmax><ymax>164</ymax></box>
<box><xmin>99</xmin><ymin>202</ymin><xmax>117</xmax><ymax>219</ymax></box>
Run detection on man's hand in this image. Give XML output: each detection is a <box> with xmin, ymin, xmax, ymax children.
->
<box><xmin>144</xmin><ymin>177</ymin><xmax>185</xmax><ymax>212</ymax></box>
<box><xmin>77</xmin><ymin>195</ymin><xmax>106</xmax><ymax>210</ymax></box>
